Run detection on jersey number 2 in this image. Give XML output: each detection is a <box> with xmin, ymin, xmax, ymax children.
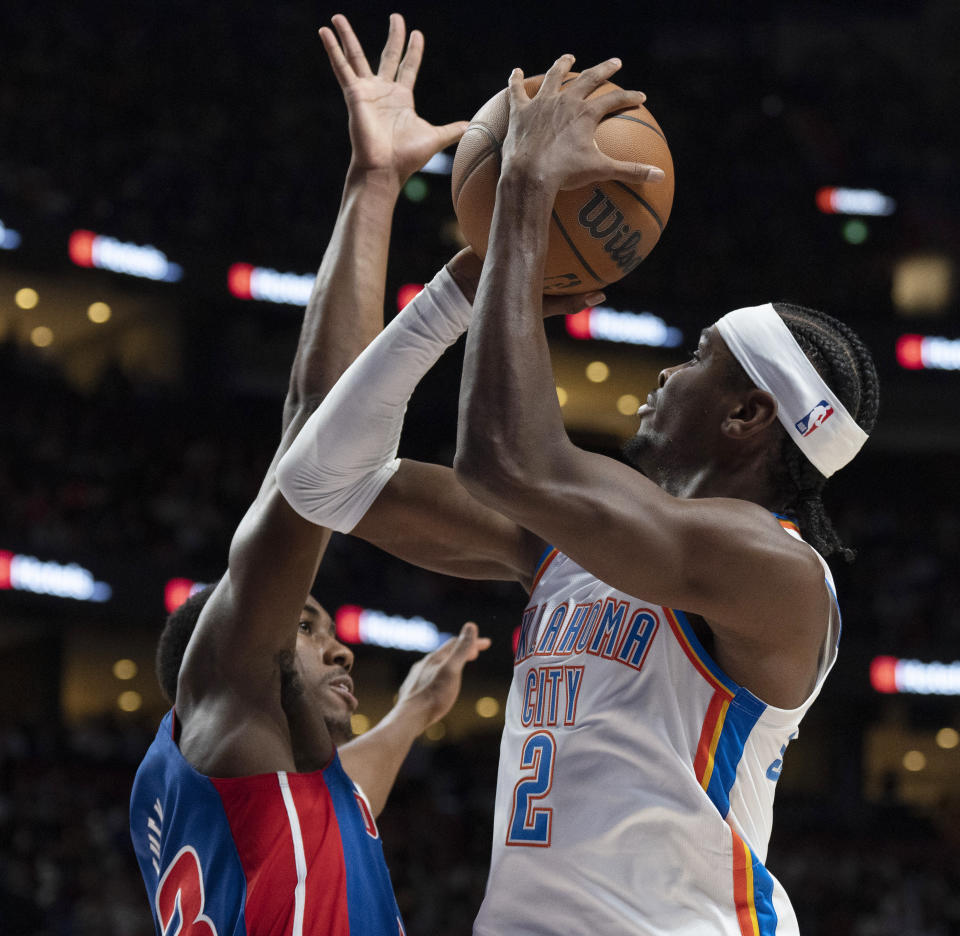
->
<box><xmin>506</xmin><ymin>731</ymin><xmax>555</xmax><ymax>846</ymax></box>
<box><xmin>156</xmin><ymin>845</ymin><xmax>219</xmax><ymax>936</ymax></box>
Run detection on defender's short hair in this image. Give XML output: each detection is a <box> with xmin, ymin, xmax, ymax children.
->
<box><xmin>155</xmin><ymin>582</ymin><xmax>218</xmax><ymax>704</ymax></box>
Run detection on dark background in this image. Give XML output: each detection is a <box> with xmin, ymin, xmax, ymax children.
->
<box><xmin>1</xmin><ymin>1</ymin><xmax>958</xmax><ymax>933</ymax></box>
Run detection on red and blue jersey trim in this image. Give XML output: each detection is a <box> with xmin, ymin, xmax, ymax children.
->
<box><xmin>731</xmin><ymin>828</ymin><xmax>778</xmax><ymax>936</ymax></box>
<box><xmin>530</xmin><ymin>546</ymin><xmax>559</xmax><ymax>595</ymax></box>
<box><xmin>664</xmin><ymin>608</ymin><xmax>767</xmax><ymax>818</ymax></box>
<box><xmin>665</xmin><ymin>608</ymin><xmax>779</xmax><ymax>933</ymax></box>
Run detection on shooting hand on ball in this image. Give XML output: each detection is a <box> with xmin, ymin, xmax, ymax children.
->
<box><xmin>320</xmin><ymin>13</ymin><xmax>468</xmax><ymax>186</ymax></box>
<box><xmin>501</xmin><ymin>54</ymin><xmax>664</xmax><ymax>193</ymax></box>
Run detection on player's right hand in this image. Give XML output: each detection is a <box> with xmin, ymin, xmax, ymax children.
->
<box><xmin>319</xmin><ymin>13</ymin><xmax>468</xmax><ymax>186</ymax></box>
<box><xmin>501</xmin><ymin>54</ymin><xmax>663</xmax><ymax>194</ymax></box>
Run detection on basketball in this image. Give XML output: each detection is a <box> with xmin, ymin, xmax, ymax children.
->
<box><xmin>451</xmin><ymin>73</ymin><xmax>675</xmax><ymax>294</ymax></box>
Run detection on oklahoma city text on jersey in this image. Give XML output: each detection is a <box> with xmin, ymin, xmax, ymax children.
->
<box><xmin>475</xmin><ymin>533</ymin><xmax>840</xmax><ymax>936</ymax></box>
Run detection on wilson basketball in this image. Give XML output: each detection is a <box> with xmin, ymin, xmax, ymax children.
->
<box><xmin>451</xmin><ymin>74</ymin><xmax>674</xmax><ymax>294</ymax></box>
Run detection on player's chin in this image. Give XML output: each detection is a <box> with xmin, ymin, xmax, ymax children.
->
<box><xmin>621</xmin><ymin>431</ymin><xmax>645</xmax><ymax>466</ymax></box>
<box><xmin>327</xmin><ymin>716</ymin><xmax>354</xmax><ymax>746</ymax></box>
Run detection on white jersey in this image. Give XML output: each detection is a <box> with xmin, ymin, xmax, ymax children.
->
<box><xmin>474</xmin><ymin>518</ymin><xmax>840</xmax><ymax>936</ymax></box>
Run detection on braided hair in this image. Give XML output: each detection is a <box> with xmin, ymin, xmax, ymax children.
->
<box><xmin>768</xmin><ymin>303</ymin><xmax>880</xmax><ymax>561</ymax></box>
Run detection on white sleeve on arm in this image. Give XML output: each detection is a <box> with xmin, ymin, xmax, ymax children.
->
<box><xmin>276</xmin><ymin>266</ymin><xmax>472</xmax><ymax>533</ymax></box>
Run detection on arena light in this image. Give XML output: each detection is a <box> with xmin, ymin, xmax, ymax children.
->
<box><xmin>397</xmin><ymin>283</ymin><xmax>424</xmax><ymax>311</ymax></box>
<box><xmin>419</xmin><ymin>152</ymin><xmax>453</xmax><ymax>175</ymax></box>
<box><xmin>896</xmin><ymin>334</ymin><xmax>960</xmax><ymax>371</ymax></box>
<box><xmin>403</xmin><ymin>176</ymin><xmax>429</xmax><ymax>202</ymax></box>
<box><xmin>870</xmin><ymin>655</ymin><xmax>960</xmax><ymax>696</ymax></box>
<box><xmin>164</xmin><ymin>578</ymin><xmax>209</xmax><ymax>613</ymax></box>
<box><xmin>891</xmin><ymin>254</ymin><xmax>953</xmax><ymax>316</ymax></box>
<box><xmin>565</xmin><ymin>306</ymin><xmax>683</xmax><ymax>348</ymax></box>
<box><xmin>15</xmin><ymin>287</ymin><xmax>39</xmax><ymax>310</ymax></box>
<box><xmin>0</xmin><ymin>220</ymin><xmax>22</xmax><ymax>250</ymax></box>
<box><xmin>335</xmin><ymin>605</ymin><xmax>452</xmax><ymax>652</ymax></box>
<box><xmin>227</xmin><ymin>263</ymin><xmax>315</xmax><ymax>306</ymax></box>
<box><xmin>0</xmin><ymin>549</ymin><xmax>111</xmax><ymax>602</ymax></box>
<box><xmin>815</xmin><ymin>187</ymin><xmax>896</xmax><ymax>217</ymax></box>
<box><xmin>68</xmin><ymin>230</ymin><xmax>183</xmax><ymax>282</ymax></box>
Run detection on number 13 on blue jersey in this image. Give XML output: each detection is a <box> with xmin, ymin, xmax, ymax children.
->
<box><xmin>507</xmin><ymin>731</ymin><xmax>556</xmax><ymax>846</ymax></box>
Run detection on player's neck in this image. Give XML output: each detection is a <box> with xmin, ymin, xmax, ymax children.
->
<box><xmin>657</xmin><ymin>459</ymin><xmax>782</xmax><ymax>510</ymax></box>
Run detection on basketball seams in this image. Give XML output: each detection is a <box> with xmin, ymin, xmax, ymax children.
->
<box><xmin>465</xmin><ymin>122</ymin><xmax>503</xmax><ymax>157</ymax></box>
<box><xmin>453</xmin><ymin>149</ymin><xmax>499</xmax><ymax>208</ymax></box>
<box><xmin>550</xmin><ymin>211</ymin><xmax>604</xmax><ymax>286</ymax></box>
<box><xmin>609</xmin><ymin>181</ymin><xmax>665</xmax><ymax>232</ymax></box>
<box><xmin>605</xmin><ymin>112</ymin><xmax>666</xmax><ymax>142</ymax></box>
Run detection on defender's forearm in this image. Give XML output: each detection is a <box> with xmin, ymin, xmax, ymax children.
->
<box><xmin>338</xmin><ymin>700</ymin><xmax>432</xmax><ymax>817</ymax></box>
<box><xmin>284</xmin><ymin>166</ymin><xmax>402</xmax><ymax>426</ymax></box>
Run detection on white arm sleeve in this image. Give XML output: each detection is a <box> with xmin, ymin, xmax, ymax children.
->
<box><xmin>275</xmin><ymin>266</ymin><xmax>472</xmax><ymax>533</ymax></box>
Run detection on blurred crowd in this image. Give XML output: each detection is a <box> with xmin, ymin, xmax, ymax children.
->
<box><xmin>0</xmin><ymin>340</ymin><xmax>269</xmax><ymax>572</ymax></box>
<box><xmin>3</xmin><ymin>0</ymin><xmax>960</xmax><ymax>320</ymax></box>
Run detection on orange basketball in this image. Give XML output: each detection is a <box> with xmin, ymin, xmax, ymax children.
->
<box><xmin>451</xmin><ymin>74</ymin><xmax>674</xmax><ymax>294</ymax></box>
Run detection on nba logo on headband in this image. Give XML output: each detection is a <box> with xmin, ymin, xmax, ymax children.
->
<box><xmin>714</xmin><ymin>304</ymin><xmax>868</xmax><ymax>478</ymax></box>
<box><xmin>794</xmin><ymin>400</ymin><xmax>834</xmax><ymax>438</ymax></box>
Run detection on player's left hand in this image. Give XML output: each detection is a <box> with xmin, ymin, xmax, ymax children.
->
<box><xmin>320</xmin><ymin>13</ymin><xmax>468</xmax><ymax>185</ymax></box>
<box><xmin>394</xmin><ymin>621</ymin><xmax>491</xmax><ymax>730</ymax></box>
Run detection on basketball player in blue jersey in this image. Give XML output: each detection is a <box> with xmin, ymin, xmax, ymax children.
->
<box><xmin>128</xmin><ymin>15</ymin><xmax>486</xmax><ymax>936</ymax></box>
<box><xmin>154</xmin><ymin>588</ymin><xmax>488</xmax><ymax>819</ymax></box>
<box><xmin>275</xmin><ymin>52</ymin><xmax>880</xmax><ymax>936</ymax></box>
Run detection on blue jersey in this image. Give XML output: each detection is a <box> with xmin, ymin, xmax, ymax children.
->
<box><xmin>130</xmin><ymin>711</ymin><xmax>404</xmax><ymax>936</ymax></box>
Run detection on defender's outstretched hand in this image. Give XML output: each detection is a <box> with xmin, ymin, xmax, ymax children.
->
<box><xmin>338</xmin><ymin>622</ymin><xmax>491</xmax><ymax>816</ymax></box>
<box><xmin>395</xmin><ymin>622</ymin><xmax>492</xmax><ymax>729</ymax></box>
<box><xmin>320</xmin><ymin>13</ymin><xmax>468</xmax><ymax>184</ymax></box>
<box><xmin>502</xmin><ymin>54</ymin><xmax>665</xmax><ymax>192</ymax></box>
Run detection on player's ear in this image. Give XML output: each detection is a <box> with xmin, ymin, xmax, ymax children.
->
<box><xmin>723</xmin><ymin>388</ymin><xmax>778</xmax><ymax>440</ymax></box>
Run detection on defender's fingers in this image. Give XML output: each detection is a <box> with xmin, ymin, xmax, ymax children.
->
<box><xmin>449</xmin><ymin>622</ymin><xmax>491</xmax><ymax>664</ymax></box>
<box><xmin>432</xmin><ymin>120</ymin><xmax>471</xmax><ymax>152</ymax></box>
<box><xmin>318</xmin><ymin>26</ymin><xmax>355</xmax><ymax>86</ymax></box>
<box><xmin>573</xmin><ymin>57</ymin><xmax>624</xmax><ymax>95</ymax></box>
<box><xmin>331</xmin><ymin>13</ymin><xmax>374</xmax><ymax>78</ymax></box>
<box><xmin>540</xmin><ymin>53</ymin><xmax>576</xmax><ymax>95</ymax></box>
<box><xmin>377</xmin><ymin>12</ymin><xmax>406</xmax><ymax>79</ymax></box>
<box><xmin>396</xmin><ymin>28</ymin><xmax>425</xmax><ymax>88</ymax></box>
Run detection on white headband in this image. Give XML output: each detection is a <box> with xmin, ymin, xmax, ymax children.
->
<box><xmin>714</xmin><ymin>304</ymin><xmax>868</xmax><ymax>478</ymax></box>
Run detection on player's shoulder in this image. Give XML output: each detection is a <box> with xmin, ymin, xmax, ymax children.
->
<box><xmin>174</xmin><ymin>693</ymin><xmax>294</xmax><ymax>778</ymax></box>
<box><xmin>703</xmin><ymin>497</ymin><xmax>814</xmax><ymax>550</ymax></box>
<box><xmin>684</xmin><ymin>497</ymin><xmax>829</xmax><ymax>612</ymax></box>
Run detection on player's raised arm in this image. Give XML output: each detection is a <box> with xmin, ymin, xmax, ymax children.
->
<box><xmin>175</xmin><ymin>15</ymin><xmax>467</xmax><ymax>777</ymax></box>
<box><xmin>279</xmin><ymin>14</ymin><xmax>468</xmax><ymax>440</ymax></box>
<box><xmin>452</xmin><ymin>55</ymin><xmax>875</xmax><ymax>709</ymax></box>
<box><xmin>275</xmin><ymin>247</ymin><xmax>601</xmax><ymax>591</ymax></box>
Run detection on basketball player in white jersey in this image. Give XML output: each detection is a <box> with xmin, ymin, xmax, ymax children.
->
<box><xmin>275</xmin><ymin>54</ymin><xmax>879</xmax><ymax>935</ymax></box>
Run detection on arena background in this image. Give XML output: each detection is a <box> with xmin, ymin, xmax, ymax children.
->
<box><xmin>2</xmin><ymin>0</ymin><xmax>959</xmax><ymax>932</ymax></box>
